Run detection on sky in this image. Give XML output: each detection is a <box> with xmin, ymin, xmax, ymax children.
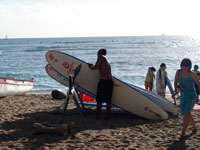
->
<box><xmin>0</xmin><ymin>0</ymin><xmax>200</xmax><ymax>38</ymax></box>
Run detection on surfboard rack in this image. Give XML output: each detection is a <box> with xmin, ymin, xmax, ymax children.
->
<box><xmin>60</xmin><ymin>72</ymin><xmax>88</xmax><ymax>129</ymax></box>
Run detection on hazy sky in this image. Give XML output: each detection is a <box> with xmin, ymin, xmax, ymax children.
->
<box><xmin>1</xmin><ymin>0</ymin><xmax>200</xmax><ymax>38</ymax></box>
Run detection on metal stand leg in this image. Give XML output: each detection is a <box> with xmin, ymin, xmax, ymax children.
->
<box><xmin>75</xmin><ymin>88</ymin><xmax>87</xmax><ymax>116</ymax></box>
<box><xmin>60</xmin><ymin>73</ymin><xmax>88</xmax><ymax>129</ymax></box>
<box><xmin>60</xmin><ymin>94</ymin><xmax>70</xmax><ymax>124</ymax></box>
<box><xmin>73</xmin><ymin>89</ymin><xmax>88</xmax><ymax>129</ymax></box>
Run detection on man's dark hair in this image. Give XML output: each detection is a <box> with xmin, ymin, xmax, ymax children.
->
<box><xmin>99</xmin><ymin>49</ymin><xmax>107</xmax><ymax>55</ymax></box>
<box><xmin>160</xmin><ymin>63</ymin><xmax>166</xmax><ymax>68</ymax></box>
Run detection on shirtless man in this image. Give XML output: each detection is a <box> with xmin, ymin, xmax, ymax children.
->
<box><xmin>88</xmin><ymin>49</ymin><xmax>113</xmax><ymax>120</ymax></box>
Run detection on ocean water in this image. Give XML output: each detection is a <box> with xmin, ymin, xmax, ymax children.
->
<box><xmin>0</xmin><ymin>36</ymin><xmax>200</xmax><ymax>94</ymax></box>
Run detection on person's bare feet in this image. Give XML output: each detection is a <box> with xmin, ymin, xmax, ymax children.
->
<box><xmin>192</xmin><ymin>129</ymin><xmax>197</xmax><ymax>134</ymax></box>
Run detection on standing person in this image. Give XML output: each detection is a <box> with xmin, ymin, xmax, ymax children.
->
<box><xmin>156</xmin><ymin>63</ymin><xmax>167</xmax><ymax>97</ymax></box>
<box><xmin>192</xmin><ymin>65</ymin><xmax>200</xmax><ymax>76</ymax></box>
<box><xmin>88</xmin><ymin>49</ymin><xmax>114</xmax><ymax>120</ymax></box>
<box><xmin>192</xmin><ymin>65</ymin><xmax>200</xmax><ymax>103</ymax></box>
<box><xmin>173</xmin><ymin>58</ymin><xmax>200</xmax><ymax>139</ymax></box>
<box><xmin>144</xmin><ymin>67</ymin><xmax>156</xmax><ymax>91</ymax></box>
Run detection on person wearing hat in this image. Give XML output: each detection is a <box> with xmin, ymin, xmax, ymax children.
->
<box><xmin>192</xmin><ymin>65</ymin><xmax>200</xmax><ymax>102</ymax></box>
<box><xmin>173</xmin><ymin>58</ymin><xmax>200</xmax><ymax>139</ymax></box>
<box><xmin>192</xmin><ymin>65</ymin><xmax>200</xmax><ymax>78</ymax></box>
<box><xmin>156</xmin><ymin>63</ymin><xmax>167</xmax><ymax>97</ymax></box>
<box><xmin>144</xmin><ymin>67</ymin><xmax>156</xmax><ymax>91</ymax></box>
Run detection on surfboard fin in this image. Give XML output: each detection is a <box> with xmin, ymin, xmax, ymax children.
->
<box><xmin>74</xmin><ymin>64</ymin><xmax>81</xmax><ymax>77</ymax></box>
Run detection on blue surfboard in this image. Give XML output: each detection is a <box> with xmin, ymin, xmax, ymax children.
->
<box><xmin>81</xmin><ymin>102</ymin><xmax>116</xmax><ymax>107</ymax></box>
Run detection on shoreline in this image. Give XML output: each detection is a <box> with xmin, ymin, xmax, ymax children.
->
<box><xmin>0</xmin><ymin>94</ymin><xmax>199</xmax><ymax>149</ymax></box>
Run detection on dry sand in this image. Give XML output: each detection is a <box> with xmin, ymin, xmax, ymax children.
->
<box><xmin>0</xmin><ymin>94</ymin><xmax>200</xmax><ymax>150</ymax></box>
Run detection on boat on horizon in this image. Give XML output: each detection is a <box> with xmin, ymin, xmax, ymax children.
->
<box><xmin>4</xmin><ymin>34</ymin><xmax>8</xmax><ymax>40</ymax></box>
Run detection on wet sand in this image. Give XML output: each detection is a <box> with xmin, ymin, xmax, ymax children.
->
<box><xmin>0</xmin><ymin>94</ymin><xmax>200</xmax><ymax>150</ymax></box>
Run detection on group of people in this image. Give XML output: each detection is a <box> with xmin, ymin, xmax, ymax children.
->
<box><xmin>145</xmin><ymin>59</ymin><xmax>200</xmax><ymax>139</ymax></box>
<box><xmin>88</xmin><ymin>48</ymin><xmax>200</xmax><ymax>139</ymax></box>
<box><xmin>145</xmin><ymin>63</ymin><xmax>169</xmax><ymax>97</ymax></box>
<box><xmin>145</xmin><ymin>63</ymin><xmax>169</xmax><ymax>98</ymax></box>
<box><xmin>145</xmin><ymin>63</ymin><xmax>200</xmax><ymax>99</ymax></box>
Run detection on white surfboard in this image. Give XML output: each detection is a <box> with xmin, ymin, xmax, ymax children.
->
<box><xmin>46</xmin><ymin>64</ymin><xmax>178</xmax><ymax>116</ymax></box>
<box><xmin>45</xmin><ymin>50</ymin><xmax>168</xmax><ymax>120</ymax></box>
<box><xmin>46</xmin><ymin>64</ymin><xmax>116</xmax><ymax>108</ymax></box>
<box><xmin>128</xmin><ymin>83</ymin><xmax>178</xmax><ymax>115</ymax></box>
<box><xmin>45</xmin><ymin>64</ymin><xmax>95</xmax><ymax>98</ymax></box>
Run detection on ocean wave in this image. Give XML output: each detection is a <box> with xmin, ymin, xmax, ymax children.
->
<box><xmin>126</xmin><ymin>41</ymin><xmax>156</xmax><ymax>45</ymax></box>
<box><xmin>23</xmin><ymin>46</ymin><xmax>50</xmax><ymax>52</ymax></box>
<box><xmin>23</xmin><ymin>45</ymin><xmax>68</xmax><ymax>52</ymax></box>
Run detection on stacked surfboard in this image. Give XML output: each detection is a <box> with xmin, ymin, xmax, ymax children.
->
<box><xmin>45</xmin><ymin>50</ymin><xmax>178</xmax><ymax>120</ymax></box>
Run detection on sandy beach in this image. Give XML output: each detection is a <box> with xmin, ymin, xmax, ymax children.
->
<box><xmin>0</xmin><ymin>94</ymin><xmax>200</xmax><ymax>150</ymax></box>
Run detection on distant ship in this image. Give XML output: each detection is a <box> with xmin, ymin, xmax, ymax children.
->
<box><xmin>4</xmin><ymin>34</ymin><xmax>8</xmax><ymax>40</ymax></box>
<box><xmin>161</xmin><ymin>33</ymin><xmax>165</xmax><ymax>36</ymax></box>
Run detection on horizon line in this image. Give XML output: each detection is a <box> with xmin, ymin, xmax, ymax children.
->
<box><xmin>0</xmin><ymin>34</ymin><xmax>195</xmax><ymax>39</ymax></box>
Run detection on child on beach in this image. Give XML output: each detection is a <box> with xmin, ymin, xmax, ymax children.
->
<box><xmin>88</xmin><ymin>49</ymin><xmax>114</xmax><ymax>120</ymax></box>
<box><xmin>173</xmin><ymin>58</ymin><xmax>200</xmax><ymax>139</ymax></box>
<box><xmin>144</xmin><ymin>67</ymin><xmax>156</xmax><ymax>91</ymax></box>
